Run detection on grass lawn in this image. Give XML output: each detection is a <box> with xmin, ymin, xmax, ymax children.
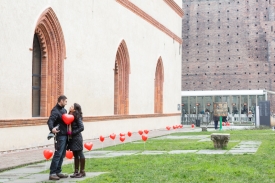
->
<box><xmin>60</xmin><ymin>129</ymin><xmax>275</xmax><ymax>183</ymax></box>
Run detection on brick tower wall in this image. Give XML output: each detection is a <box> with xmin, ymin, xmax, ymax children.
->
<box><xmin>182</xmin><ymin>0</ymin><xmax>275</xmax><ymax>111</ymax></box>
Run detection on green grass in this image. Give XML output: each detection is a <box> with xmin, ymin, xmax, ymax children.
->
<box><xmin>60</xmin><ymin>129</ymin><xmax>275</xmax><ymax>183</ymax></box>
<box><xmin>100</xmin><ymin>139</ymin><xmax>237</xmax><ymax>151</ymax></box>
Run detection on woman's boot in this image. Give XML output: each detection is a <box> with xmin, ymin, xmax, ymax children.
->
<box><xmin>70</xmin><ymin>158</ymin><xmax>80</xmax><ymax>178</ymax></box>
<box><xmin>75</xmin><ymin>158</ymin><xmax>86</xmax><ymax>178</ymax></box>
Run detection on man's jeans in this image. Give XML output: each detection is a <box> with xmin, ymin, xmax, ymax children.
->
<box><xmin>50</xmin><ymin>135</ymin><xmax>67</xmax><ymax>175</ymax></box>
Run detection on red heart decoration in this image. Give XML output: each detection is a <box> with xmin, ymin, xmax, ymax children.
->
<box><xmin>66</xmin><ymin>150</ymin><xmax>73</xmax><ymax>159</ymax></box>
<box><xmin>62</xmin><ymin>114</ymin><xmax>74</xmax><ymax>125</ymax></box>
<box><xmin>222</xmin><ymin>122</ymin><xmax>225</xmax><ymax>126</ymax></box>
<box><xmin>120</xmin><ymin>136</ymin><xmax>125</xmax><ymax>142</ymax></box>
<box><xmin>173</xmin><ymin>125</ymin><xmax>177</xmax><ymax>129</ymax></box>
<box><xmin>43</xmin><ymin>149</ymin><xmax>53</xmax><ymax>160</ymax></box>
<box><xmin>142</xmin><ymin>134</ymin><xmax>148</xmax><ymax>142</ymax></box>
<box><xmin>127</xmin><ymin>131</ymin><xmax>132</xmax><ymax>137</ymax></box>
<box><xmin>191</xmin><ymin>124</ymin><xmax>195</xmax><ymax>128</ymax></box>
<box><xmin>179</xmin><ymin>124</ymin><xmax>183</xmax><ymax>128</ymax></box>
<box><xmin>166</xmin><ymin>126</ymin><xmax>171</xmax><ymax>130</ymax></box>
<box><xmin>84</xmin><ymin>142</ymin><xmax>93</xmax><ymax>151</ymax></box>
<box><xmin>110</xmin><ymin>133</ymin><xmax>116</xmax><ymax>140</ymax></box>
<box><xmin>120</xmin><ymin>133</ymin><xmax>125</xmax><ymax>136</ymax></box>
<box><xmin>99</xmin><ymin>135</ymin><xmax>105</xmax><ymax>142</ymax></box>
<box><xmin>144</xmin><ymin>130</ymin><xmax>149</xmax><ymax>134</ymax></box>
<box><xmin>138</xmin><ymin>130</ymin><xmax>143</xmax><ymax>135</ymax></box>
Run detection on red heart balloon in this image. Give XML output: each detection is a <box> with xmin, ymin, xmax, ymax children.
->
<box><xmin>166</xmin><ymin>126</ymin><xmax>171</xmax><ymax>130</ymax></box>
<box><xmin>173</xmin><ymin>125</ymin><xmax>177</xmax><ymax>129</ymax></box>
<box><xmin>84</xmin><ymin>142</ymin><xmax>93</xmax><ymax>151</ymax></box>
<box><xmin>191</xmin><ymin>124</ymin><xmax>195</xmax><ymax>128</ymax></box>
<box><xmin>127</xmin><ymin>131</ymin><xmax>132</xmax><ymax>137</ymax></box>
<box><xmin>120</xmin><ymin>133</ymin><xmax>125</xmax><ymax>136</ymax></box>
<box><xmin>179</xmin><ymin>124</ymin><xmax>183</xmax><ymax>128</ymax></box>
<box><xmin>66</xmin><ymin>150</ymin><xmax>73</xmax><ymax>159</ymax></box>
<box><xmin>138</xmin><ymin>130</ymin><xmax>143</xmax><ymax>135</ymax></box>
<box><xmin>110</xmin><ymin>133</ymin><xmax>116</xmax><ymax>140</ymax></box>
<box><xmin>144</xmin><ymin>130</ymin><xmax>149</xmax><ymax>134</ymax></box>
<box><xmin>142</xmin><ymin>134</ymin><xmax>148</xmax><ymax>142</ymax></box>
<box><xmin>62</xmin><ymin>114</ymin><xmax>74</xmax><ymax>125</ymax></box>
<box><xmin>43</xmin><ymin>149</ymin><xmax>53</xmax><ymax>160</ymax></box>
<box><xmin>120</xmin><ymin>136</ymin><xmax>125</xmax><ymax>142</ymax></box>
<box><xmin>99</xmin><ymin>135</ymin><xmax>105</xmax><ymax>142</ymax></box>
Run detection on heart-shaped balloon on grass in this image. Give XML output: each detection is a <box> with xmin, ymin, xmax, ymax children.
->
<box><xmin>142</xmin><ymin>134</ymin><xmax>148</xmax><ymax>142</ymax></box>
<box><xmin>120</xmin><ymin>136</ymin><xmax>125</xmax><ymax>142</ymax></box>
<box><xmin>43</xmin><ymin>149</ymin><xmax>53</xmax><ymax>160</ymax></box>
<box><xmin>179</xmin><ymin>124</ymin><xmax>183</xmax><ymax>128</ymax></box>
<box><xmin>166</xmin><ymin>126</ymin><xmax>171</xmax><ymax>130</ymax></box>
<box><xmin>66</xmin><ymin>150</ymin><xmax>73</xmax><ymax>159</ymax></box>
<box><xmin>144</xmin><ymin>130</ymin><xmax>149</xmax><ymax>134</ymax></box>
<box><xmin>84</xmin><ymin>142</ymin><xmax>93</xmax><ymax>151</ymax></box>
<box><xmin>110</xmin><ymin>133</ymin><xmax>116</xmax><ymax>140</ymax></box>
<box><xmin>127</xmin><ymin>131</ymin><xmax>132</xmax><ymax>137</ymax></box>
<box><xmin>62</xmin><ymin>114</ymin><xmax>74</xmax><ymax>125</ymax></box>
<box><xmin>173</xmin><ymin>125</ymin><xmax>177</xmax><ymax>129</ymax></box>
<box><xmin>99</xmin><ymin>135</ymin><xmax>105</xmax><ymax>142</ymax></box>
<box><xmin>138</xmin><ymin>130</ymin><xmax>143</xmax><ymax>135</ymax></box>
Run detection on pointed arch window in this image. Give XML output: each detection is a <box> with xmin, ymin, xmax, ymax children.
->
<box><xmin>114</xmin><ymin>40</ymin><xmax>130</xmax><ymax>115</ymax></box>
<box><xmin>32</xmin><ymin>8</ymin><xmax>66</xmax><ymax>117</ymax></box>
<box><xmin>154</xmin><ymin>57</ymin><xmax>164</xmax><ymax>113</ymax></box>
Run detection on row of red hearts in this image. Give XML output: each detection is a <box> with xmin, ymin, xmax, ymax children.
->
<box><xmin>43</xmin><ymin>124</ymin><xmax>184</xmax><ymax>160</ymax></box>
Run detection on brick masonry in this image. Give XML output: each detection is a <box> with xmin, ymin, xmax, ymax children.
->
<box><xmin>114</xmin><ymin>40</ymin><xmax>130</xmax><ymax>115</ymax></box>
<box><xmin>182</xmin><ymin>0</ymin><xmax>275</xmax><ymax>110</ymax></box>
<box><xmin>35</xmin><ymin>8</ymin><xmax>66</xmax><ymax>117</ymax></box>
<box><xmin>154</xmin><ymin>57</ymin><xmax>164</xmax><ymax>113</ymax></box>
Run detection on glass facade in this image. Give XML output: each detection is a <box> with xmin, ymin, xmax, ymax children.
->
<box><xmin>181</xmin><ymin>94</ymin><xmax>265</xmax><ymax>125</ymax></box>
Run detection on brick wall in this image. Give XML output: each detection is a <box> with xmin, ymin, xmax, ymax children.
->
<box><xmin>182</xmin><ymin>0</ymin><xmax>275</xmax><ymax>110</ymax></box>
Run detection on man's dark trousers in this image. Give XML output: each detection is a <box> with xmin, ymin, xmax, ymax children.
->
<box><xmin>214</xmin><ymin>121</ymin><xmax>218</xmax><ymax>130</ymax></box>
<box><xmin>50</xmin><ymin>135</ymin><xmax>67</xmax><ymax>175</ymax></box>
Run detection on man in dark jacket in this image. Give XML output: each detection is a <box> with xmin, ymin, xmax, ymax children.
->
<box><xmin>47</xmin><ymin>95</ymin><xmax>68</xmax><ymax>181</ymax></box>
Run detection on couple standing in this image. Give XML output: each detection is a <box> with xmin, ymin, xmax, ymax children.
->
<box><xmin>47</xmin><ymin>95</ymin><xmax>86</xmax><ymax>181</ymax></box>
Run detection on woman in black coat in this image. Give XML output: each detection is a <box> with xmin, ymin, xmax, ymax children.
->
<box><xmin>67</xmin><ymin>103</ymin><xmax>85</xmax><ymax>178</ymax></box>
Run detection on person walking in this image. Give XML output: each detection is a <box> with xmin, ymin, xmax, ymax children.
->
<box><xmin>67</xmin><ymin>103</ymin><xmax>86</xmax><ymax>178</ymax></box>
<box><xmin>213</xmin><ymin>115</ymin><xmax>219</xmax><ymax>130</ymax></box>
<box><xmin>47</xmin><ymin>95</ymin><xmax>68</xmax><ymax>181</ymax></box>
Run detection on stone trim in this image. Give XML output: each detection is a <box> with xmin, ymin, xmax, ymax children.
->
<box><xmin>116</xmin><ymin>0</ymin><xmax>182</xmax><ymax>44</ymax></box>
<box><xmin>0</xmin><ymin>113</ymin><xmax>181</xmax><ymax>128</ymax></box>
<box><xmin>163</xmin><ymin>0</ymin><xmax>184</xmax><ymax>17</ymax></box>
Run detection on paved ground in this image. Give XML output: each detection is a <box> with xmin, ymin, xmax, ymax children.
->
<box><xmin>0</xmin><ymin>126</ymin><xmax>255</xmax><ymax>182</ymax></box>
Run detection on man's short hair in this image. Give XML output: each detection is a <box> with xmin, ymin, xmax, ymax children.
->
<box><xmin>58</xmin><ymin>95</ymin><xmax>67</xmax><ymax>102</ymax></box>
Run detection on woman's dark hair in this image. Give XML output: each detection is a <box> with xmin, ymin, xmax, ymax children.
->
<box><xmin>73</xmin><ymin>103</ymin><xmax>83</xmax><ymax>120</ymax></box>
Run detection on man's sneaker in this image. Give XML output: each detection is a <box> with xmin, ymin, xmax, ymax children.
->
<box><xmin>57</xmin><ymin>173</ymin><xmax>68</xmax><ymax>178</ymax></box>
<box><xmin>49</xmin><ymin>174</ymin><xmax>60</xmax><ymax>180</ymax></box>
